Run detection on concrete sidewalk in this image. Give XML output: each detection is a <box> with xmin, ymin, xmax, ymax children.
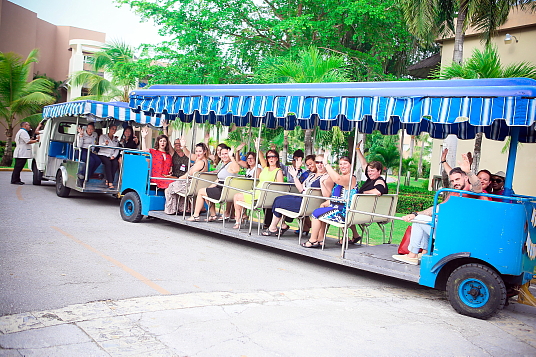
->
<box><xmin>1</xmin><ymin>286</ymin><xmax>535</xmax><ymax>357</ymax></box>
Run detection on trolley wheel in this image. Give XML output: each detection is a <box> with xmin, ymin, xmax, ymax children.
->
<box><xmin>120</xmin><ymin>191</ymin><xmax>143</xmax><ymax>223</ymax></box>
<box><xmin>446</xmin><ymin>263</ymin><xmax>506</xmax><ymax>319</ymax></box>
<box><xmin>55</xmin><ymin>170</ymin><xmax>71</xmax><ymax>197</ymax></box>
<box><xmin>32</xmin><ymin>161</ymin><xmax>42</xmax><ymax>185</ymax></box>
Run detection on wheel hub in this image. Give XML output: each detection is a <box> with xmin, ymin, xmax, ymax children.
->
<box><xmin>458</xmin><ymin>278</ymin><xmax>489</xmax><ymax>308</ymax></box>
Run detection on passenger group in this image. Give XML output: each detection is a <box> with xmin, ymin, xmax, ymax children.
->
<box><xmin>73</xmin><ymin>121</ymin><xmax>507</xmax><ymax>258</ymax></box>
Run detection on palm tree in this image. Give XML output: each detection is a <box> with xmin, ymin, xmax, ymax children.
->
<box><xmin>0</xmin><ymin>49</ymin><xmax>55</xmax><ymax>166</ymax></box>
<box><xmin>399</xmin><ymin>0</ymin><xmax>536</xmax><ymax>64</ymax></box>
<box><xmin>69</xmin><ymin>40</ymin><xmax>136</xmax><ymax>102</ymax></box>
<box><xmin>256</xmin><ymin>46</ymin><xmax>350</xmax><ymax>156</ymax></box>
<box><xmin>435</xmin><ymin>45</ymin><xmax>536</xmax><ymax>171</ymax></box>
<box><xmin>367</xmin><ymin>142</ymin><xmax>401</xmax><ymax>182</ymax></box>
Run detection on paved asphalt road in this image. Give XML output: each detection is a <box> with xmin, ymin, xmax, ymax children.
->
<box><xmin>0</xmin><ymin>171</ymin><xmax>535</xmax><ymax>356</ymax></box>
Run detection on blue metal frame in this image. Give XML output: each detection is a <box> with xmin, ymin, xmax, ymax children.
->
<box><xmin>120</xmin><ymin>150</ymin><xmax>166</xmax><ymax>215</ymax></box>
<box><xmin>419</xmin><ymin>188</ymin><xmax>536</xmax><ymax>288</ymax></box>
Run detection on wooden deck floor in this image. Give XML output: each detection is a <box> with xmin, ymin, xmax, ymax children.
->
<box><xmin>148</xmin><ymin>211</ymin><xmax>421</xmax><ymax>283</ymax></box>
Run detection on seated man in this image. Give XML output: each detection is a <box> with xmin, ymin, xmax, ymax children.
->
<box><xmin>392</xmin><ymin>154</ymin><xmax>481</xmax><ymax>265</ymax></box>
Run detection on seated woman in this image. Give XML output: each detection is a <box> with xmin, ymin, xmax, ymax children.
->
<box><xmin>120</xmin><ymin>126</ymin><xmax>139</xmax><ymax>150</ymax></box>
<box><xmin>347</xmin><ymin>142</ymin><xmax>389</xmax><ymax>242</ymax></box>
<box><xmin>262</xmin><ymin>154</ymin><xmax>328</xmax><ymax>236</ymax></box>
<box><xmin>187</xmin><ymin>145</ymin><xmax>240</xmax><ymax>221</ymax></box>
<box><xmin>97</xmin><ymin>124</ymin><xmax>120</xmax><ymax>189</ymax></box>
<box><xmin>301</xmin><ymin>154</ymin><xmax>357</xmax><ymax>248</ymax></box>
<box><xmin>140</xmin><ymin>126</ymin><xmax>173</xmax><ymax>189</ymax></box>
<box><xmin>236</xmin><ymin>142</ymin><xmax>262</xmax><ymax>178</ymax></box>
<box><xmin>209</xmin><ymin>143</ymin><xmax>227</xmax><ymax>171</ymax></box>
<box><xmin>164</xmin><ymin>139</ymin><xmax>209</xmax><ymax>214</ymax></box>
<box><xmin>232</xmin><ymin>147</ymin><xmax>284</xmax><ymax>229</ymax></box>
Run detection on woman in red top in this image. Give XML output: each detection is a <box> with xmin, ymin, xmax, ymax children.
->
<box><xmin>141</xmin><ymin>127</ymin><xmax>173</xmax><ymax>189</ymax></box>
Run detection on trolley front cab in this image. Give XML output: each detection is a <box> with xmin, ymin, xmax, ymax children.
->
<box><xmin>35</xmin><ymin>100</ymin><xmax>158</xmax><ymax>197</ymax></box>
<box><xmin>120</xmin><ymin>78</ymin><xmax>536</xmax><ymax>319</ymax></box>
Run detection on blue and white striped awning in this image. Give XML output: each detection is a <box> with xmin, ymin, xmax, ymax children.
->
<box><xmin>43</xmin><ymin>100</ymin><xmax>162</xmax><ymax>127</ymax></box>
<box><xmin>129</xmin><ymin>78</ymin><xmax>536</xmax><ymax>142</ymax></box>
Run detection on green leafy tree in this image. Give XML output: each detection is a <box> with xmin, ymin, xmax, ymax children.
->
<box><xmin>435</xmin><ymin>45</ymin><xmax>536</xmax><ymax>171</ymax></box>
<box><xmin>119</xmin><ymin>0</ymin><xmax>416</xmax><ymax>80</ymax></box>
<box><xmin>0</xmin><ymin>50</ymin><xmax>55</xmax><ymax>165</ymax></box>
<box><xmin>365</xmin><ymin>131</ymin><xmax>400</xmax><ymax>181</ymax></box>
<box><xmin>69</xmin><ymin>40</ymin><xmax>136</xmax><ymax>102</ymax></box>
<box><xmin>254</xmin><ymin>46</ymin><xmax>350</xmax><ymax>156</ymax></box>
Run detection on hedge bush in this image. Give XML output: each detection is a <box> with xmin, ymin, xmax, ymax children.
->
<box><xmin>384</xmin><ymin>183</ymin><xmax>440</xmax><ymax>214</ymax></box>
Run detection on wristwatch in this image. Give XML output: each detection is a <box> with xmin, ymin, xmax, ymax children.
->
<box><xmin>411</xmin><ymin>212</ymin><xmax>419</xmax><ymax>217</ymax></box>
<box><xmin>440</xmin><ymin>160</ymin><xmax>446</xmax><ymax>163</ymax></box>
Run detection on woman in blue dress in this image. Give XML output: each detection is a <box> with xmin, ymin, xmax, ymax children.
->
<box><xmin>302</xmin><ymin>154</ymin><xmax>357</xmax><ymax>248</ymax></box>
<box><xmin>262</xmin><ymin>155</ymin><xmax>328</xmax><ymax>236</ymax></box>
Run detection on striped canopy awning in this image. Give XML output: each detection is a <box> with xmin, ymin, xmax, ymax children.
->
<box><xmin>129</xmin><ymin>78</ymin><xmax>536</xmax><ymax>142</ymax></box>
<box><xmin>43</xmin><ymin>100</ymin><xmax>162</xmax><ymax>127</ymax></box>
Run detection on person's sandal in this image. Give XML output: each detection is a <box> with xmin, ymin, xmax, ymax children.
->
<box><xmin>302</xmin><ymin>240</ymin><xmax>320</xmax><ymax>248</ymax></box>
<box><xmin>187</xmin><ymin>216</ymin><xmax>200</xmax><ymax>222</ymax></box>
<box><xmin>261</xmin><ymin>229</ymin><xmax>279</xmax><ymax>236</ymax></box>
<box><xmin>205</xmin><ymin>215</ymin><xmax>218</xmax><ymax>222</ymax></box>
<box><xmin>349</xmin><ymin>236</ymin><xmax>362</xmax><ymax>244</ymax></box>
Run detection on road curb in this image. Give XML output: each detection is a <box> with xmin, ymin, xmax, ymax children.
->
<box><xmin>0</xmin><ymin>168</ymin><xmax>31</xmax><ymax>172</ymax></box>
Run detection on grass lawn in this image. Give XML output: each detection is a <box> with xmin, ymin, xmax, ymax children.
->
<box><xmin>282</xmin><ymin>213</ymin><xmax>410</xmax><ymax>246</ymax></box>
<box><xmin>0</xmin><ymin>160</ymin><xmax>29</xmax><ymax>169</ymax></box>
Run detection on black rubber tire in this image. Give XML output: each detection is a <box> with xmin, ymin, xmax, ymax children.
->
<box><xmin>120</xmin><ymin>191</ymin><xmax>143</xmax><ymax>223</ymax></box>
<box><xmin>32</xmin><ymin>161</ymin><xmax>42</xmax><ymax>186</ymax></box>
<box><xmin>446</xmin><ymin>263</ymin><xmax>506</xmax><ymax>319</ymax></box>
<box><xmin>55</xmin><ymin>170</ymin><xmax>71</xmax><ymax>197</ymax></box>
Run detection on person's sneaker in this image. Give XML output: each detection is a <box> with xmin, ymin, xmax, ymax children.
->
<box><xmin>11</xmin><ymin>181</ymin><xmax>25</xmax><ymax>185</ymax></box>
<box><xmin>392</xmin><ymin>254</ymin><xmax>419</xmax><ymax>265</ymax></box>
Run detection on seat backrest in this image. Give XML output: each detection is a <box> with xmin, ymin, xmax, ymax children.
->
<box><xmin>187</xmin><ymin>172</ymin><xmax>217</xmax><ymax>196</ymax></box>
<box><xmin>347</xmin><ymin>194</ymin><xmax>378</xmax><ymax>226</ymax></box>
<box><xmin>300</xmin><ymin>188</ymin><xmax>325</xmax><ymax>216</ymax></box>
<box><xmin>255</xmin><ymin>182</ymin><xmax>294</xmax><ymax>209</ymax></box>
<box><xmin>372</xmin><ymin>194</ymin><xmax>395</xmax><ymax>223</ymax></box>
<box><xmin>223</xmin><ymin>177</ymin><xmax>255</xmax><ymax>202</ymax></box>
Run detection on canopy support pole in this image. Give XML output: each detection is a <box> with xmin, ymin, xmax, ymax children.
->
<box><xmin>181</xmin><ymin>115</ymin><xmax>196</xmax><ymax>219</ymax></box>
<box><xmin>249</xmin><ymin>115</ymin><xmax>263</xmax><ymax>235</ymax></box>
<box><xmin>340</xmin><ymin>121</ymin><xmax>360</xmax><ymax>258</ymax></box>
<box><xmin>396</xmin><ymin>129</ymin><xmax>404</xmax><ymax>195</ymax></box>
<box><xmin>504</xmin><ymin>127</ymin><xmax>519</xmax><ymax>197</ymax></box>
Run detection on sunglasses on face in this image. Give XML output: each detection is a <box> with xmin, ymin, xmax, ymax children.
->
<box><xmin>315</xmin><ymin>161</ymin><xmax>323</xmax><ymax>164</ymax></box>
<box><xmin>492</xmin><ymin>179</ymin><xmax>503</xmax><ymax>183</ymax></box>
<box><xmin>267</xmin><ymin>155</ymin><xmax>278</xmax><ymax>159</ymax></box>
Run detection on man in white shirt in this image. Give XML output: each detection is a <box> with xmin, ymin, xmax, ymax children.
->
<box><xmin>11</xmin><ymin>122</ymin><xmax>38</xmax><ymax>185</ymax></box>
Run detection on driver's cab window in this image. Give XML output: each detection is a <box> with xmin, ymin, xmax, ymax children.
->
<box><xmin>59</xmin><ymin>122</ymin><xmax>78</xmax><ymax>135</ymax></box>
<box><xmin>52</xmin><ymin>121</ymin><xmax>78</xmax><ymax>142</ymax></box>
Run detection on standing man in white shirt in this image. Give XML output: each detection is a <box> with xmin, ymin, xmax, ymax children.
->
<box><xmin>11</xmin><ymin>122</ymin><xmax>38</xmax><ymax>185</ymax></box>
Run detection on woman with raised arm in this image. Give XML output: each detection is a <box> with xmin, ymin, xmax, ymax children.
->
<box><xmin>164</xmin><ymin>137</ymin><xmax>209</xmax><ymax>214</ymax></box>
<box><xmin>140</xmin><ymin>126</ymin><xmax>173</xmax><ymax>189</ymax></box>
<box><xmin>235</xmin><ymin>142</ymin><xmax>262</xmax><ymax>178</ymax></box>
<box><xmin>261</xmin><ymin>154</ymin><xmax>328</xmax><ymax>236</ymax></box>
<box><xmin>301</xmin><ymin>152</ymin><xmax>357</xmax><ymax>248</ymax></box>
<box><xmin>120</xmin><ymin>126</ymin><xmax>139</xmax><ymax>150</ymax></box>
<box><xmin>97</xmin><ymin>124</ymin><xmax>120</xmax><ymax>189</ymax></box>
<box><xmin>232</xmin><ymin>140</ymin><xmax>283</xmax><ymax>229</ymax></box>
<box><xmin>187</xmin><ymin>145</ymin><xmax>240</xmax><ymax>221</ymax></box>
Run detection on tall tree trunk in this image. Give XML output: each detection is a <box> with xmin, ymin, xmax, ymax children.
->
<box><xmin>452</xmin><ymin>1</ymin><xmax>468</xmax><ymax>64</ymax></box>
<box><xmin>409</xmin><ymin>135</ymin><xmax>415</xmax><ymax>158</ymax></box>
<box><xmin>417</xmin><ymin>139</ymin><xmax>425</xmax><ymax>178</ymax></box>
<box><xmin>304</xmin><ymin>129</ymin><xmax>313</xmax><ymax>156</ymax></box>
<box><xmin>472</xmin><ymin>132</ymin><xmax>483</xmax><ymax>173</ymax></box>
<box><xmin>0</xmin><ymin>125</ymin><xmax>14</xmax><ymax>166</ymax></box>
